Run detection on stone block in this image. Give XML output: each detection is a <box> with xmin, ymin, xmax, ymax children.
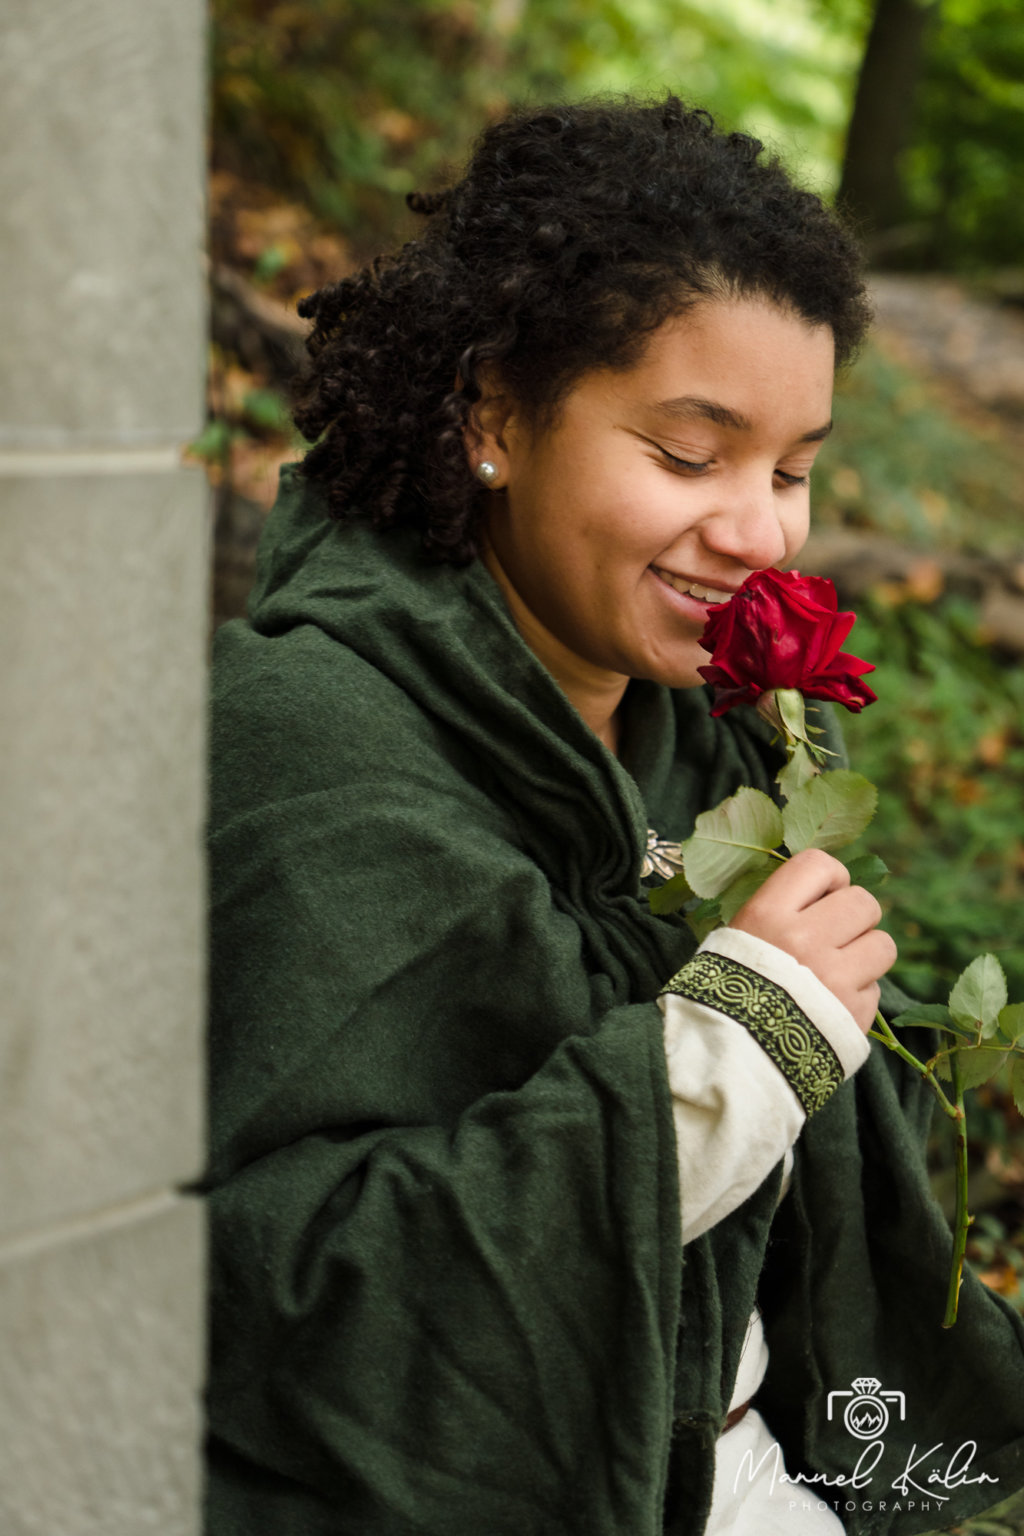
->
<box><xmin>0</xmin><ymin>1195</ymin><xmax>204</xmax><ymax>1536</ymax></box>
<box><xmin>0</xmin><ymin>467</ymin><xmax>208</xmax><ymax>1239</ymax></box>
<box><xmin>0</xmin><ymin>0</ymin><xmax>206</xmax><ymax>446</ymax></box>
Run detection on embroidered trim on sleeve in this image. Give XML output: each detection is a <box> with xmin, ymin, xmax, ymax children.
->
<box><xmin>660</xmin><ymin>951</ymin><xmax>844</xmax><ymax>1116</ymax></box>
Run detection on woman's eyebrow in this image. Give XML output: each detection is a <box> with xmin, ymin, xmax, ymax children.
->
<box><xmin>652</xmin><ymin>394</ymin><xmax>833</xmax><ymax>442</ymax></box>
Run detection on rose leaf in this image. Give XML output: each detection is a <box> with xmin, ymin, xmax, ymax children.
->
<box><xmin>776</xmin><ymin>742</ymin><xmax>820</xmax><ymax>802</ymax></box>
<box><xmin>718</xmin><ymin>864</ymin><xmax>777</xmax><ymax>923</ymax></box>
<box><xmin>948</xmin><ymin>954</ymin><xmax>1009</xmax><ymax>1037</ymax></box>
<box><xmin>947</xmin><ymin>1045</ymin><xmax>1009</xmax><ymax>1093</ymax></box>
<box><xmin>997</xmin><ymin>1002</ymin><xmax>1024</xmax><ymax>1047</ymax></box>
<box><xmin>889</xmin><ymin>1002</ymin><xmax>957</xmax><ymax>1033</ymax></box>
<box><xmin>683</xmin><ymin>787</ymin><xmax>783</xmax><ymax>898</ymax></box>
<box><xmin>685</xmin><ymin>898</ymin><xmax>724</xmax><ymax>944</ymax></box>
<box><xmin>781</xmin><ymin>770</ymin><xmax>877</xmax><ymax>854</ymax></box>
<box><xmin>1011</xmin><ymin>1056</ymin><xmax>1024</xmax><ymax>1117</ymax></box>
<box><xmin>841</xmin><ymin>853</ymin><xmax>890</xmax><ymax>895</ymax></box>
<box><xmin>648</xmin><ymin>871</ymin><xmax>695</xmax><ymax>916</ymax></box>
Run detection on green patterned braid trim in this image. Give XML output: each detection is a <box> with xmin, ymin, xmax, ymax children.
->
<box><xmin>661</xmin><ymin>951</ymin><xmax>844</xmax><ymax>1116</ymax></box>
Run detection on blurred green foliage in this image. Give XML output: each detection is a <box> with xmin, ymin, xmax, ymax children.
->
<box><xmin>212</xmin><ymin>0</ymin><xmax>1024</xmax><ymax>270</ymax></box>
<box><xmin>813</xmin><ymin>342</ymin><xmax>1024</xmax><ymax>1003</ymax></box>
<box><xmin>907</xmin><ymin>0</ymin><xmax>1024</xmax><ymax>269</ymax></box>
<box><xmin>211</xmin><ymin>0</ymin><xmax>864</xmax><ymax>254</ymax></box>
<box><xmin>923</xmin><ymin>1483</ymin><xmax>1024</xmax><ymax>1536</ymax></box>
<box><xmin>842</xmin><ymin>594</ymin><xmax>1024</xmax><ymax>1001</ymax></box>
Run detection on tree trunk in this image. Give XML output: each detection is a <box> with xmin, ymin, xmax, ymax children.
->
<box><xmin>838</xmin><ymin>0</ymin><xmax>936</xmax><ymax>239</ymax></box>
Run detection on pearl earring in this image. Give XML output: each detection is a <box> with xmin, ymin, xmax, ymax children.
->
<box><xmin>475</xmin><ymin>460</ymin><xmax>500</xmax><ymax>487</ymax></box>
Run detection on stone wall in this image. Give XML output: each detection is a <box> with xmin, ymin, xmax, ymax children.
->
<box><xmin>0</xmin><ymin>1</ymin><xmax>207</xmax><ymax>1531</ymax></box>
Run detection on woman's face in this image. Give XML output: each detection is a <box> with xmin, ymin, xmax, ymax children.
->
<box><xmin>476</xmin><ymin>295</ymin><xmax>836</xmax><ymax>702</ymax></box>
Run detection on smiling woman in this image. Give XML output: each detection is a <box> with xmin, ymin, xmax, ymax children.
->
<box><xmin>472</xmin><ymin>299</ymin><xmax>836</xmax><ymax>748</ymax></box>
<box><xmin>204</xmin><ymin>97</ymin><xmax>1024</xmax><ymax>1536</ymax></box>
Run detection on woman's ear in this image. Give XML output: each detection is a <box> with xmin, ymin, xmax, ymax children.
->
<box><xmin>462</xmin><ymin>366</ymin><xmax>517</xmax><ymax>489</ymax></box>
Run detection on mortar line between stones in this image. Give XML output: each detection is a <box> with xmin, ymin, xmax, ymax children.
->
<box><xmin>0</xmin><ymin>1187</ymin><xmax>193</xmax><ymax>1266</ymax></box>
<box><xmin>0</xmin><ymin>447</ymin><xmax>186</xmax><ymax>477</ymax></box>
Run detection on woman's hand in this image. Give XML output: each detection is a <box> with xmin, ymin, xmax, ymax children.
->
<box><xmin>728</xmin><ymin>848</ymin><xmax>898</xmax><ymax>1033</ymax></box>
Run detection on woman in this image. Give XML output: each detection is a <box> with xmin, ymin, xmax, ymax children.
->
<box><xmin>205</xmin><ymin>98</ymin><xmax>1024</xmax><ymax>1534</ymax></box>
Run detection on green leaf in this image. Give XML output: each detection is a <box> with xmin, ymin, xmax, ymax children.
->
<box><xmin>997</xmin><ymin>1002</ymin><xmax>1024</xmax><ymax>1047</ymax></box>
<box><xmin>648</xmin><ymin>871</ymin><xmax>694</xmax><ymax>916</ymax></box>
<box><xmin>948</xmin><ymin>1045</ymin><xmax>1008</xmax><ymax>1092</ymax></box>
<box><xmin>252</xmin><ymin>243</ymin><xmax>290</xmax><ymax>284</ymax></box>
<box><xmin>718</xmin><ymin>864</ymin><xmax>777</xmax><ymax>923</ymax></box>
<box><xmin>781</xmin><ymin>770</ymin><xmax>878</xmax><ymax>854</ymax></box>
<box><xmin>682</xmin><ymin>788</ymin><xmax>783</xmax><ymax>899</ymax></box>
<box><xmin>776</xmin><ymin>742</ymin><xmax>820</xmax><ymax>802</ymax></box>
<box><xmin>842</xmin><ymin>853</ymin><xmax>890</xmax><ymax>895</ymax></box>
<box><xmin>242</xmin><ymin>386</ymin><xmax>292</xmax><ymax>433</ymax></box>
<box><xmin>187</xmin><ymin>417</ymin><xmax>234</xmax><ymax>463</ymax></box>
<box><xmin>889</xmin><ymin>1003</ymin><xmax>955</xmax><ymax>1031</ymax></box>
<box><xmin>1010</xmin><ymin>1056</ymin><xmax>1024</xmax><ymax>1117</ymax></box>
<box><xmin>685</xmin><ymin>898</ymin><xmax>723</xmax><ymax>944</ymax></box>
<box><xmin>948</xmin><ymin>954</ymin><xmax>1008</xmax><ymax>1037</ymax></box>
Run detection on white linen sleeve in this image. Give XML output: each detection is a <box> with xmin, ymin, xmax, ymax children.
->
<box><xmin>657</xmin><ymin>925</ymin><xmax>870</xmax><ymax>1245</ymax></box>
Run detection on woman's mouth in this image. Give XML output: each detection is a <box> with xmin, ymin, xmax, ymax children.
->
<box><xmin>651</xmin><ymin>567</ymin><xmax>735</xmax><ymax>606</ymax></box>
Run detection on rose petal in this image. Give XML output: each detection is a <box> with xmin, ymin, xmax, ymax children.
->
<box><xmin>697</xmin><ymin>569</ymin><xmax>876</xmax><ymax>717</ymax></box>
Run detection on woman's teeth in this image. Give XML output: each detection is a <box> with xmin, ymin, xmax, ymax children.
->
<box><xmin>653</xmin><ymin>568</ymin><xmax>733</xmax><ymax>604</ymax></box>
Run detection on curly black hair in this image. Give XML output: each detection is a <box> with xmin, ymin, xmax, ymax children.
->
<box><xmin>294</xmin><ymin>96</ymin><xmax>871</xmax><ymax>563</ymax></box>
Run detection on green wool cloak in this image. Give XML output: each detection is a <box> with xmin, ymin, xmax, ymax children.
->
<box><xmin>205</xmin><ymin>466</ymin><xmax>1024</xmax><ymax>1536</ymax></box>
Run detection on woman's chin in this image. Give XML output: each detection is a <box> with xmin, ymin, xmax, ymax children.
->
<box><xmin>630</xmin><ymin>653</ymin><xmax>708</xmax><ymax>692</ymax></box>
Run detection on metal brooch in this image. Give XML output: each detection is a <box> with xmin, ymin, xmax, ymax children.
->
<box><xmin>640</xmin><ymin>829</ymin><xmax>686</xmax><ymax>881</ymax></box>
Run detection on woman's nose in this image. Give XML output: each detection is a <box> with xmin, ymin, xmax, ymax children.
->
<box><xmin>699</xmin><ymin>478</ymin><xmax>797</xmax><ymax>571</ymax></box>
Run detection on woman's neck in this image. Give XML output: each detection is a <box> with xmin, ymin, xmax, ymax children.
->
<box><xmin>480</xmin><ymin>537</ymin><xmax>628</xmax><ymax>756</ymax></box>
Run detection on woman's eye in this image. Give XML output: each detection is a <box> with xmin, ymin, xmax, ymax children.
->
<box><xmin>654</xmin><ymin>442</ymin><xmax>810</xmax><ymax>486</ymax></box>
<box><xmin>658</xmin><ymin>446</ymin><xmax>710</xmax><ymax>474</ymax></box>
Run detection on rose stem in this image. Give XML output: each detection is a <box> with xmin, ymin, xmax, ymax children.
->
<box><xmin>942</xmin><ymin>1054</ymin><xmax>971</xmax><ymax>1329</ymax></box>
<box><xmin>867</xmin><ymin>1012</ymin><xmax>959</xmax><ymax>1120</ymax></box>
<box><xmin>867</xmin><ymin>1011</ymin><xmax>970</xmax><ymax>1326</ymax></box>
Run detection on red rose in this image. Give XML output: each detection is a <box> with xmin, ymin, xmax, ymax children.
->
<box><xmin>697</xmin><ymin>568</ymin><xmax>877</xmax><ymax>717</ymax></box>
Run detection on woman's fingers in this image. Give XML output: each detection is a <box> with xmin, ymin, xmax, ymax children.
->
<box><xmin>811</xmin><ymin>884</ymin><xmax>885</xmax><ymax>948</ymax></box>
<box><xmin>757</xmin><ymin>847</ymin><xmax>851</xmax><ymax>908</ymax></box>
<box><xmin>728</xmin><ymin>849</ymin><xmax>897</xmax><ymax>1032</ymax></box>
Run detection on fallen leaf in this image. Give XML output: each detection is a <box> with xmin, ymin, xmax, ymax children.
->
<box><xmin>976</xmin><ymin>1264</ymin><xmax>1020</xmax><ymax>1298</ymax></box>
